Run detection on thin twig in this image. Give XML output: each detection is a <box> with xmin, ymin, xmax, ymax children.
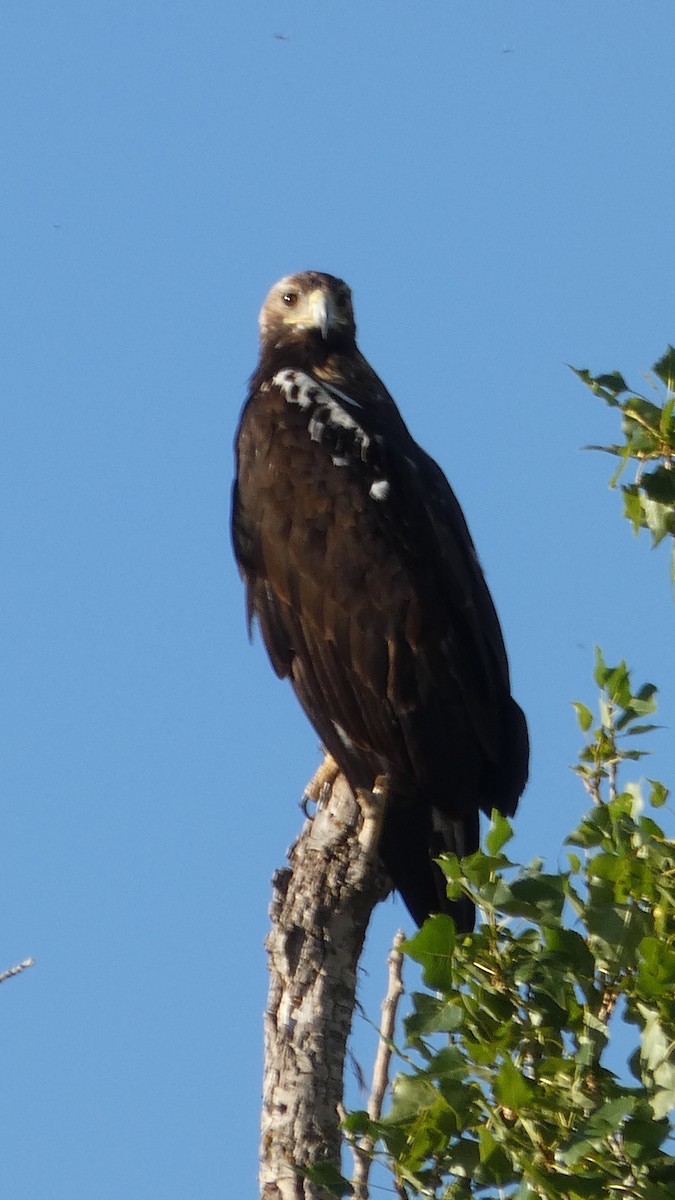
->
<box><xmin>0</xmin><ymin>958</ymin><xmax>35</xmax><ymax>986</ymax></box>
<box><xmin>351</xmin><ymin>930</ymin><xmax>406</xmax><ymax>1200</ymax></box>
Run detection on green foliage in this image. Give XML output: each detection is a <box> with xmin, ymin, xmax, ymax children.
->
<box><xmin>573</xmin><ymin>648</ymin><xmax>659</xmax><ymax>805</ymax></box>
<box><xmin>347</xmin><ymin>663</ymin><xmax>674</xmax><ymax>1198</ymax></box>
<box><xmin>571</xmin><ymin>348</ymin><xmax>675</xmax><ymax>581</ymax></box>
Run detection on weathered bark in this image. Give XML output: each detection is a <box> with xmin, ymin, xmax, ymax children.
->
<box><xmin>0</xmin><ymin>957</ymin><xmax>34</xmax><ymax>986</ymax></box>
<box><xmin>260</xmin><ymin>773</ymin><xmax>391</xmax><ymax>1200</ymax></box>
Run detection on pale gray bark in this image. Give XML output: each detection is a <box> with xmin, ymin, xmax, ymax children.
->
<box><xmin>350</xmin><ymin>929</ymin><xmax>405</xmax><ymax>1200</ymax></box>
<box><xmin>0</xmin><ymin>957</ymin><xmax>34</xmax><ymax>985</ymax></box>
<box><xmin>259</xmin><ymin>773</ymin><xmax>391</xmax><ymax>1200</ymax></box>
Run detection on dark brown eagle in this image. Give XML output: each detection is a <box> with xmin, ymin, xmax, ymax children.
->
<box><xmin>232</xmin><ymin>271</ymin><xmax>528</xmax><ymax>929</ymax></box>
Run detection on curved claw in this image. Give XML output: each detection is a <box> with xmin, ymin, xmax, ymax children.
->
<box><xmin>302</xmin><ymin>752</ymin><xmax>340</xmax><ymax>811</ymax></box>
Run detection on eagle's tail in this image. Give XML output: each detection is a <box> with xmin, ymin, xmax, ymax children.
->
<box><xmin>379</xmin><ymin>803</ymin><xmax>478</xmax><ymax>931</ymax></box>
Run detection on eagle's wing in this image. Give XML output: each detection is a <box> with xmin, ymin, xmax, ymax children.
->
<box><xmin>408</xmin><ymin>445</ymin><xmax>528</xmax><ymax>810</ymax></box>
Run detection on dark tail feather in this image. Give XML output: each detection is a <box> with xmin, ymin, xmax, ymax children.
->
<box><xmin>379</xmin><ymin>804</ymin><xmax>479</xmax><ymax>931</ymax></box>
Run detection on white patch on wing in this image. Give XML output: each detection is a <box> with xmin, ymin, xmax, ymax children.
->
<box><xmin>332</xmin><ymin>721</ymin><xmax>356</xmax><ymax>752</ymax></box>
<box><xmin>272</xmin><ymin>368</ymin><xmax>318</xmax><ymax>409</ymax></box>
<box><xmin>369</xmin><ymin>478</ymin><xmax>390</xmax><ymax>501</ymax></box>
<box><xmin>332</xmin><ymin>455</ymin><xmax>350</xmax><ymax>467</ymax></box>
<box><xmin>273</xmin><ymin>368</ymin><xmax>371</xmax><ymax>460</ymax></box>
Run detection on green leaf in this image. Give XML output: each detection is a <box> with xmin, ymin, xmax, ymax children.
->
<box><xmin>476</xmin><ymin>1126</ymin><xmax>515</xmax><ymax>1186</ymax></box>
<box><xmin>403</xmin><ymin>915</ymin><xmax>455</xmax><ymax>992</ymax></box>
<box><xmin>636</xmin><ymin>681</ymin><xmax>658</xmax><ymax>705</ymax></box>
<box><xmin>342</xmin><ymin>1109</ymin><xmax>371</xmax><ymax>1135</ymax></box>
<box><xmin>493</xmin><ymin>1056</ymin><xmax>535</xmax><ymax>1112</ymax></box>
<box><xmin>570</xmin><ymin>365</ymin><xmax>628</xmax><ymax>403</ymax></box>
<box><xmin>648</xmin><ymin>779</ymin><xmax>669</xmax><ymax>808</ymax></box>
<box><xmin>572</xmin><ymin>701</ymin><xmax>594</xmax><ymax>732</ymax></box>
<box><xmin>624</xmin><ymin>486</ymin><xmax>644</xmax><ymax>531</ymax></box>
<box><xmin>659</xmin><ymin>393</ymin><xmax>675</xmax><ymax>437</ymax></box>
<box><xmin>635</xmin><ymin>1004</ymin><xmax>675</xmax><ymax>1120</ymax></box>
<box><xmin>485</xmin><ymin>811</ymin><xmax>513</xmax><ymax>855</ymax></box>
<box><xmin>431</xmin><ymin>1046</ymin><xmax>472</xmax><ymax>1083</ymax></box>
<box><xmin>507</xmin><ymin>873</ymin><xmax>566</xmax><ymax>920</ymax></box>
<box><xmin>445</xmin><ymin>1136</ymin><xmax>481</xmax><ymax>1179</ymax></box>
<box><xmin>559</xmin><ymin>1097</ymin><xmax>636</xmax><ymax>1166</ymax></box>
<box><xmin>639</xmin><ymin>1004</ymin><xmax>672</xmax><ymax>1072</ymax></box>
<box><xmin>405</xmin><ymin>993</ymin><xmax>464</xmax><ymax>1037</ymax></box>
<box><xmin>543</xmin><ymin>926</ymin><xmax>596</xmax><ymax>978</ymax></box>
<box><xmin>639</xmin><ymin>493</ymin><xmax>674</xmax><ymax>545</ymax></box>
<box><xmin>593</xmin><ymin>645</ymin><xmax>610</xmax><ymax>687</ymax></box>
<box><xmin>622</xmin><ymin>1113</ymin><xmax>672</xmax><ymax>1159</ymax></box>
<box><xmin>302</xmin><ymin>1160</ymin><xmax>352</xmax><ymax>1196</ymax></box>
<box><xmin>653</xmin><ymin>344</ymin><xmax>675</xmax><ymax>392</ymax></box>
<box><xmin>594</xmin><ymin>370</ymin><xmax>630</xmax><ymax>395</ymax></box>
<box><xmin>383</xmin><ymin>1073</ymin><xmax>439</xmax><ymax>1123</ymax></box>
<box><xmin>641</xmin><ymin>465</ymin><xmax>675</xmax><ymax>505</ymax></box>
<box><xmin>637</xmin><ymin>937</ymin><xmax>675</xmax><ymax>998</ymax></box>
<box><xmin>624</xmin><ymin>395</ymin><xmax>663</xmax><ymax>434</ymax></box>
<box><xmin>605</xmin><ymin>659</ymin><xmax>631</xmax><ymax>706</ymax></box>
<box><xmin>619</xmin><ymin>715</ymin><xmax>653</xmax><ymax>734</ymax></box>
<box><xmin>586</xmin><ymin>1095</ymin><xmax>636</xmax><ymax>1134</ymax></box>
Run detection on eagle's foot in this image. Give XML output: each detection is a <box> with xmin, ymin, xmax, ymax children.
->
<box><xmin>355</xmin><ymin>774</ymin><xmax>390</xmax><ymax>854</ymax></box>
<box><xmin>302</xmin><ymin>752</ymin><xmax>340</xmax><ymax>814</ymax></box>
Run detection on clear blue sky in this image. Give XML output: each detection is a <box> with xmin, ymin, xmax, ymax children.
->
<box><xmin>2</xmin><ymin>4</ymin><xmax>674</xmax><ymax>1196</ymax></box>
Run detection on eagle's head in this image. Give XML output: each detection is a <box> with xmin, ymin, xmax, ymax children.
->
<box><xmin>259</xmin><ymin>271</ymin><xmax>357</xmax><ymax>350</ymax></box>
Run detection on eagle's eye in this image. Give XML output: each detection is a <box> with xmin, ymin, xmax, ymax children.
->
<box><xmin>282</xmin><ymin>292</ymin><xmax>298</xmax><ymax>307</ymax></box>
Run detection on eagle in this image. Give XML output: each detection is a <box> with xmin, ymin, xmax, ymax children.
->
<box><xmin>232</xmin><ymin>271</ymin><xmax>528</xmax><ymax>930</ymax></box>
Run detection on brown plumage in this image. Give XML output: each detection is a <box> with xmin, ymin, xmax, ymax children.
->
<box><xmin>232</xmin><ymin>271</ymin><xmax>528</xmax><ymax>929</ymax></box>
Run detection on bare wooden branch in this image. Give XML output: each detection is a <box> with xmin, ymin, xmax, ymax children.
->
<box><xmin>351</xmin><ymin>930</ymin><xmax>405</xmax><ymax>1200</ymax></box>
<box><xmin>0</xmin><ymin>957</ymin><xmax>35</xmax><ymax>986</ymax></box>
<box><xmin>260</xmin><ymin>772</ymin><xmax>391</xmax><ymax>1200</ymax></box>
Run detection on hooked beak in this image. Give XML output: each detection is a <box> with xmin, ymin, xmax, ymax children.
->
<box><xmin>306</xmin><ymin>289</ymin><xmax>331</xmax><ymax>339</ymax></box>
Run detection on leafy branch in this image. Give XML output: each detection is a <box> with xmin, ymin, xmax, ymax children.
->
<box><xmin>572</xmin><ymin>647</ymin><xmax>659</xmax><ymax>806</ymax></box>
<box><xmin>339</xmin><ymin>662</ymin><xmax>674</xmax><ymax>1199</ymax></box>
<box><xmin>572</xmin><ymin>347</ymin><xmax>675</xmax><ymax>581</ymax></box>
